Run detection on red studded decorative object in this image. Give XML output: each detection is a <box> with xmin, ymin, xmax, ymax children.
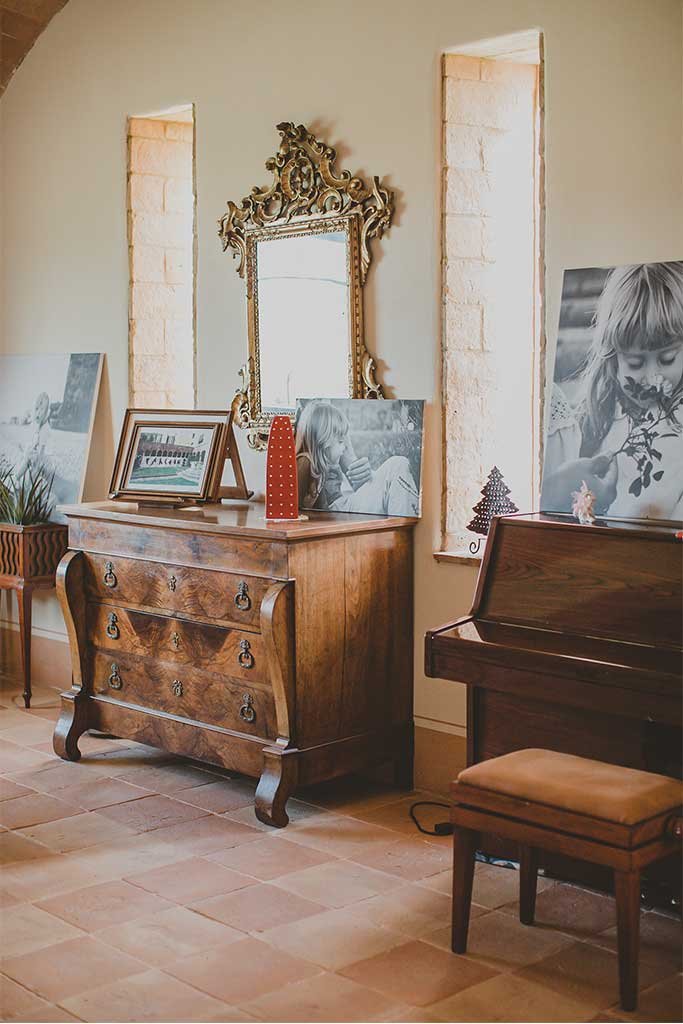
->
<box><xmin>265</xmin><ymin>415</ymin><xmax>299</xmax><ymax>520</ymax></box>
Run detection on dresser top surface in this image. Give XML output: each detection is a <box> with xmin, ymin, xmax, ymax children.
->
<box><xmin>59</xmin><ymin>501</ymin><xmax>417</xmax><ymax>540</ymax></box>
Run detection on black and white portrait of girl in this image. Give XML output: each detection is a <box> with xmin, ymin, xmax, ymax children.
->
<box><xmin>0</xmin><ymin>353</ymin><xmax>103</xmax><ymax>520</ymax></box>
<box><xmin>294</xmin><ymin>398</ymin><xmax>425</xmax><ymax>517</ymax></box>
<box><xmin>541</xmin><ymin>261</ymin><xmax>683</xmax><ymax>522</ymax></box>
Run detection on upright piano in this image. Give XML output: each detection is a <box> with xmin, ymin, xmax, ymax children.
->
<box><xmin>425</xmin><ymin>513</ymin><xmax>682</xmax><ymax>907</ymax></box>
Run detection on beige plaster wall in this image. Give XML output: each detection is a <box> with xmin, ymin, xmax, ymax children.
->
<box><xmin>1</xmin><ymin>0</ymin><xmax>681</xmax><ymax>775</ymax></box>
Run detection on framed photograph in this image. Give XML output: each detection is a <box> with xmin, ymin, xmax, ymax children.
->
<box><xmin>294</xmin><ymin>398</ymin><xmax>425</xmax><ymax>517</ymax></box>
<box><xmin>110</xmin><ymin>410</ymin><xmax>230</xmax><ymax>504</ymax></box>
<box><xmin>541</xmin><ymin>261</ymin><xmax>683</xmax><ymax>523</ymax></box>
<box><xmin>0</xmin><ymin>353</ymin><xmax>104</xmax><ymax>523</ymax></box>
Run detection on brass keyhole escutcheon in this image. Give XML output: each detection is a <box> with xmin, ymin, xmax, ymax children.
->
<box><xmin>172</xmin><ymin>679</ymin><xmax>183</xmax><ymax>698</ymax></box>
<box><xmin>103</xmin><ymin>561</ymin><xmax>117</xmax><ymax>588</ymax></box>
<box><xmin>234</xmin><ymin>581</ymin><xmax>251</xmax><ymax>612</ymax></box>
<box><xmin>106</xmin><ymin>612</ymin><xmax>120</xmax><ymax>640</ymax></box>
<box><xmin>171</xmin><ymin>631</ymin><xmax>181</xmax><ymax>650</ymax></box>
<box><xmin>108</xmin><ymin>663</ymin><xmax>122</xmax><ymax>690</ymax></box>
<box><xmin>168</xmin><ymin>575</ymin><xmax>177</xmax><ymax>592</ymax></box>
<box><xmin>238</xmin><ymin>638</ymin><xmax>254</xmax><ymax>669</ymax></box>
<box><xmin>239</xmin><ymin>693</ymin><xmax>255</xmax><ymax>723</ymax></box>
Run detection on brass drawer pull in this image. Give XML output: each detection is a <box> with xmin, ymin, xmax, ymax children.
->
<box><xmin>234</xmin><ymin>581</ymin><xmax>251</xmax><ymax>612</ymax></box>
<box><xmin>171</xmin><ymin>631</ymin><xmax>181</xmax><ymax>650</ymax></box>
<box><xmin>238</xmin><ymin>638</ymin><xmax>254</xmax><ymax>669</ymax></box>
<box><xmin>106</xmin><ymin>612</ymin><xmax>120</xmax><ymax>640</ymax></box>
<box><xmin>108</xmin><ymin>663</ymin><xmax>122</xmax><ymax>690</ymax></box>
<box><xmin>239</xmin><ymin>693</ymin><xmax>255</xmax><ymax>723</ymax></box>
<box><xmin>103</xmin><ymin>562</ymin><xmax>117</xmax><ymax>588</ymax></box>
<box><xmin>168</xmin><ymin>575</ymin><xmax>177</xmax><ymax>592</ymax></box>
<box><xmin>172</xmin><ymin>679</ymin><xmax>183</xmax><ymax>697</ymax></box>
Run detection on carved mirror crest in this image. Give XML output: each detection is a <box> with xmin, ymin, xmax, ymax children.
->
<box><xmin>219</xmin><ymin>122</ymin><xmax>394</xmax><ymax>450</ymax></box>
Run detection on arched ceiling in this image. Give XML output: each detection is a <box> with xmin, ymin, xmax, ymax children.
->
<box><xmin>1</xmin><ymin>0</ymin><xmax>68</xmax><ymax>97</ymax></box>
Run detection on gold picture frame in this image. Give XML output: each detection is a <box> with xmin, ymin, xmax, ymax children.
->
<box><xmin>218</xmin><ymin>122</ymin><xmax>394</xmax><ymax>450</ymax></box>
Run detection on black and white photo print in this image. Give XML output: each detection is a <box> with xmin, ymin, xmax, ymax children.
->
<box><xmin>294</xmin><ymin>398</ymin><xmax>425</xmax><ymax>517</ymax></box>
<box><xmin>541</xmin><ymin>261</ymin><xmax>683</xmax><ymax>522</ymax></box>
<box><xmin>0</xmin><ymin>352</ymin><xmax>103</xmax><ymax>521</ymax></box>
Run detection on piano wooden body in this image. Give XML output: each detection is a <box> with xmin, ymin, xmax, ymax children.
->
<box><xmin>425</xmin><ymin>513</ymin><xmax>682</xmax><ymax>907</ymax></box>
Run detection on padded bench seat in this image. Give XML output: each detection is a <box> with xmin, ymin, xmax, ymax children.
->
<box><xmin>450</xmin><ymin>749</ymin><xmax>682</xmax><ymax>1011</ymax></box>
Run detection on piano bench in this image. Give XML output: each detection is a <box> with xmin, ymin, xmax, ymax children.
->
<box><xmin>450</xmin><ymin>749</ymin><xmax>683</xmax><ymax>1012</ymax></box>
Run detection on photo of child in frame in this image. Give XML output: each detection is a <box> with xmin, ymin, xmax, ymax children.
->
<box><xmin>541</xmin><ymin>261</ymin><xmax>683</xmax><ymax>523</ymax></box>
<box><xmin>294</xmin><ymin>398</ymin><xmax>425</xmax><ymax>517</ymax></box>
<box><xmin>0</xmin><ymin>352</ymin><xmax>103</xmax><ymax>522</ymax></box>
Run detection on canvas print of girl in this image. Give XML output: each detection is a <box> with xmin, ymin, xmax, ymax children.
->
<box><xmin>541</xmin><ymin>261</ymin><xmax>683</xmax><ymax>522</ymax></box>
<box><xmin>0</xmin><ymin>352</ymin><xmax>103</xmax><ymax>522</ymax></box>
<box><xmin>294</xmin><ymin>399</ymin><xmax>425</xmax><ymax>517</ymax></box>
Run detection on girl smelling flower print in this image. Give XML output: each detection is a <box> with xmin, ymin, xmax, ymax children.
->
<box><xmin>542</xmin><ymin>261</ymin><xmax>683</xmax><ymax>522</ymax></box>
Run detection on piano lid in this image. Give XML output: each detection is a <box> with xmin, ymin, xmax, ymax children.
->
<box><xmin>470</xmin><ymin>513</ymin><xmax>682</xmax><ymax>650</ymax></box>
<box><xmin>425</xmin><ymin>513</ymin><xmax>682</xmax><ymax>725</ymax></box>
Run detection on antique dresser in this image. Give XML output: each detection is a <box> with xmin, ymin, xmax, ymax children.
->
<box><xmin>54</xmin><ymin>501</ymin><xmax>415</xmax><ymax>826</ymax></box>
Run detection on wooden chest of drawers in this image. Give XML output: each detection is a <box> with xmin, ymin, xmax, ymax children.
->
<box><xmin>54</xmin><ymin>501</ymin><xmax>415</xmax><ymax>826</ymax></box>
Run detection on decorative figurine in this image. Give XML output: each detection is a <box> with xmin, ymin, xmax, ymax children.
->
<box><xmin>467</xmin><ymin>466</ymin><xmax>519</xmax><ymax>555</ymax></box>
<box><xmin>571</xmin><ymin>480</ymin><xmax>597</xmax><ymax>525</ymax></box>
<box><xmin>265</xmin><ymin>415</ymin><xmax>300</xmax><ymax>521</ymax></box>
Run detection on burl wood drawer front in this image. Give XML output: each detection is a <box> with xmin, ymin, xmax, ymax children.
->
<box><xmin>88</xmin><ymin>604</ymin><xmax>267</xmax><ymax>685</ymax></box>
<box><xmin>91</xmin><ymin>652</ymin><xmax>276</xmax><ymax>738</ymax></box>
<box><xmin>83</xmin><ymin>553</ymin><xmax>272</xmax><ymax>630</ymax></box>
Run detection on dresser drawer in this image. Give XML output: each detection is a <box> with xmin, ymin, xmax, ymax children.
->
<box><xmin>83</xmin><ymin>553</ymin><xmax>271</xmax><ymax>630</ymax></box>
<box><xmin>89</xmin><ymin>604</ymin><xmax>267</xmax><ymax>685</ymax></box>
<box><xmin>91</xmin><ymin>652</ymin><xmax>276</xmax><ymax>738</ymax></box>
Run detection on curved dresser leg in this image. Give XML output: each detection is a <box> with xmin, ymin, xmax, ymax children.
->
<box><xmin>255</xmin><ymin>747</ymin><xmax>298</xmax><ymax>828</ymax></box>
<box><xmin>257</xmin><ymin>582</ymin><xmax>297</xmax><ymax>828</ymax></box>
<box><xmin>53</xmin><ymin>692</ymin><xmax>88</xmax><ymax>762</ymax></box>
<box><xmin>53</xmin><ymin>549</ymin><xmax>91</xmax><ymax>763</ymax></box>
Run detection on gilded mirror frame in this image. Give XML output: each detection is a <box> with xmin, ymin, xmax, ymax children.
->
<box><xmin>218</xmin><ymin>122</ymin><xmax>394</xmax><ymax>450</ymax></box>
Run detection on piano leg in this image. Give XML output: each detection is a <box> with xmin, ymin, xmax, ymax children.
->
<box><xmin>393</xmin><ymin>724</ymin><xmax>414</xmax><ymax>790</ymax></box>
<box><xmin>519</xmin><ymin>845</ymin><xmax>539</xmax><ymax>925</ymax></box>
<box><xmin>451</xmin><ymin>826</ymin><xmax>479</xmax><ymax>953</ymax></box>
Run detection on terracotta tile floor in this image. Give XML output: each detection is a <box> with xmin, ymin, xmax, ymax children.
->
<box><xmin>0</xmin><ymin>675</ymin><xmax>681</xmax><ymax>1023</ymax></box>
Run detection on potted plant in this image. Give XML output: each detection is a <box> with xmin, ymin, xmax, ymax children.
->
<box><xmin>0</xmin><ymin>465</ymin><xmax>68</xmax><ymax>707</ymax></box>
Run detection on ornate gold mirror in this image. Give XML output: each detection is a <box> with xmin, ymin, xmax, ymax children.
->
<box><xmin>219</xmin><ymin>122</ymin><xmax>394</xmax><ymax>449</ymax></box>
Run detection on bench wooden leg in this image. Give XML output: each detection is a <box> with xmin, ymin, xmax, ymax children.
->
<box><xmin>614</xmin><ymin>869</ymin><xmax>640</xmax><ymax>1012</ymax></box>
<box><xmin>451</xmin><ymin>826</ymin><xmax>479</xmax><ymax>954</ymax></box>
<box><xmin>519</xmin><ymin>845</ymin><xmax>539</xmax><ymax>925</ymax></box>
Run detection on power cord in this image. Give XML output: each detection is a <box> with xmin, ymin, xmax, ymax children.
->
<box><xmin>409</xmin><ymin>800</ymin><xmax>453</xmax><ymax>836</ymax></box>
<box><xmin>409</xmin><ymin>802</ymin><xmax>521</xmax><ymax>864</ymax></box>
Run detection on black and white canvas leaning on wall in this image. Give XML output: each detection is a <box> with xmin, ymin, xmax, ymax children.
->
<box><xmin>540</xmin><ymin>261</ymin><xmax>683</xmax><ymax>523</ymax></box>
<box><xmin>0</xmin><ymin>353</ymin><xmax>103</xmax><ymax>522</ymax></box>
<box><xmin>294</xmin><ymin>398</ymin><xmax>425</xmax><ymax>517</ymax></box>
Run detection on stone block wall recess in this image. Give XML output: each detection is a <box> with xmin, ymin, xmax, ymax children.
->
<box><xmin>441</xmin><ymin>51</ymin><xmax>543</xmax><ymax>556</ymax></box>
<box><xmin>128</xmin><ymin>116</ymin><xmax>196</xmax><ymax>409</ymax></box>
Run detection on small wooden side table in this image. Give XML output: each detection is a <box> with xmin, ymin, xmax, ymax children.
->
<box><xmin>0</xmin><ymin>522</ymin><xmax>68</xmax><ymax>707</ymax></box>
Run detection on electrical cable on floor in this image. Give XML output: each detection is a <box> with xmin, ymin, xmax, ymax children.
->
<box><xmin>409</xmin><ymin>800</ymin><xmax>453</xmax><ymax>836</ymax></box>
<box><xmin>409</xmin><ymin>801</ymin><xmax>520</xmax><ymax>869</ymax></box>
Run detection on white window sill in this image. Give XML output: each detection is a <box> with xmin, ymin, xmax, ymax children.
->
<box><xmin>433</xmin><ymin>550</ymin><xmax>482</xmax><ymax>568</ymax></box>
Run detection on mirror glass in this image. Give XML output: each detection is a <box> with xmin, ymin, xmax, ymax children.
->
<box><xmin>256</xmin><ymin>228</ymin><xmax>350</xmax><ymax>412</ymax></box>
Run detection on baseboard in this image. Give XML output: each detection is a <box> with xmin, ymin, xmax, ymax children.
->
<box><xmin>0</xmin><ymin>624</ymin><xmax>71</xmax><ymax>691</ymax></box>
<box><xmin>414</xmin><ymin>724</ymin><xmax>467</xmax><ymax>795</ymax></box>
